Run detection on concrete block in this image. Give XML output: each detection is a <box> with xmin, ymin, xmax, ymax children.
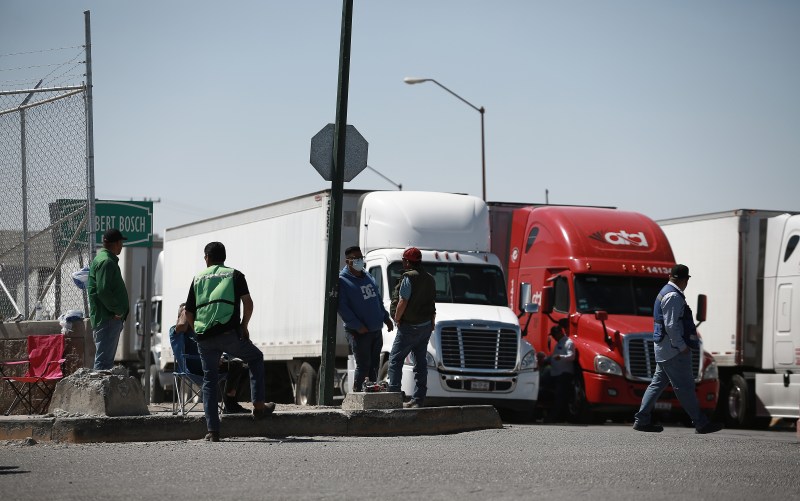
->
<box><xmin>341</xmin><ymin>391</ymin><xmax>402</xmax><ymax>410</ymax></box>
<box><xmin>50</xmin><ymin>368</ymin><xmax>149</xmax><ymax>417</ymax></box>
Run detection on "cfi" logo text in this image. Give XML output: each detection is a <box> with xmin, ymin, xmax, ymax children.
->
<box><xmin>589</xmin><ymin>230</ymin><xmax>649</xmax><ymax>247</ymax></box>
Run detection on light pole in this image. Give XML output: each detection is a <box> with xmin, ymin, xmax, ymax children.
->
<box><xmin>404</xmin><ymin>77</ymin><xmax>486</xmax><ymax>201</ymax></box>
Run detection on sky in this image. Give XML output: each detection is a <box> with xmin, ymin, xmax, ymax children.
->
<box><xmin>2</xmin><ymin>1</ymin><xmax>799</xmax><ymax>237</ymax></box>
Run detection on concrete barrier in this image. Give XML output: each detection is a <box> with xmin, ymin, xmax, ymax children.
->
<box><xmin>50</xmin><ymin>368</ymin><xmax>149</xmax><ymax>417</ymax></box>
<box><xmin>0</xmin><ymin>405</ymin><xmax>503</xmax><ymax>443</ymax></box>
<box><xmin>341</xmin><ymin>391</ymin><xmax>402</xmax><ymax>410</ymax></box>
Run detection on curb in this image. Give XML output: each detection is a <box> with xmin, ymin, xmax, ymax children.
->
<box><xmin>0</xmin><ymin>405</ymin><xmax>502</xmax><ymax>443</ymax></box>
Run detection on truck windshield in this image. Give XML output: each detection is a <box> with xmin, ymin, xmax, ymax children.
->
<box><xmin>574</xmin><ymin>275</ymin><xmax>665</xmax><ymax>316</ymax></box>
<box><xmin>387</xmin><ymin>262</ymin><xmax>508</xmax><ymax>306</ymax></box>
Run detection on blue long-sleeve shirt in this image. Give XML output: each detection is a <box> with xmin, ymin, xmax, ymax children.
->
<box><xmin>338</xmin><ymin>266</ymin><xmax>390</xmax><ymax>332</ymax></box>
<box><xmin>654</xmin><ymin>282</ymin><xmax>687</xmax><ymax>362</ymax></box>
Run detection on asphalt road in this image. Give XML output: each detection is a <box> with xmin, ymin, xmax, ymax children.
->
<box><xmin>1</xmin><ymin>423</ymin><xmax>797</xmax><ymax>501</ymax></box>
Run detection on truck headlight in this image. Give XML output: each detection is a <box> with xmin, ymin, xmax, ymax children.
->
<box><xmin>405</xmin><ymin>352</ymin><xmax>437</xmax><ymax>368</ymax></box>
<box><xmin>702</xmin><ymin>359</ymin><xmax>718</xmax><ymax>380</ymax></box>
<box><xmin>594</xmin><ymin>355</ymin><xmax>622</xmax><ymax>376</ymax></box>
<box><xmin>520</xmin><ymin>350</ymin><xmax>537</xmax><ymax>371</ymax></box>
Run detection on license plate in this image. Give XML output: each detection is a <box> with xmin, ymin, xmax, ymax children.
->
<box><xmin>471</xmin><ymin>380</ymin><xmax>490</xmax><ymax>391</ymax></box>
<box><xmin>655</xmin><ymin>402</ymin><xmax>672</xmax><ymax>410</ymax></box>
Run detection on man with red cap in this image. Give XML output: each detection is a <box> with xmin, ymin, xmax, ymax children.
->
<box><xmin>387</xmin><ymin>247</ymin><xmax>437</xmax><ymax>408</ymax></box>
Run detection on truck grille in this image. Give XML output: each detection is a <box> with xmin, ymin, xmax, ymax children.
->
<box><xmin>439</xmin><ymin>326</ymin><xmax>518</xmax><ymax>371</ymax></box>
<box><xmin>625</xmin><ymin>336</ymin><xmax>701</xmax><ymax>382</ymax></box>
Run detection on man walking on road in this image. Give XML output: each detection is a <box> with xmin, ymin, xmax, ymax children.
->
<box><xmin>338</xmin><ymin>246</ymin><xmax>394</xmax><ymax>391</ymax></box>
<box><xmin>183</xmin><ymin>241</ymin><xmax>275</xmax><ymax>442</ymax></box>
<box><xmin>634</xmin><ymin>264</ymin><xmax>722</xmax><ymax>434</ymax></box>
<box><xmin>540</xmin><ymin>323</ymin><xmax>576</xmax><ymax>423</ymax></box>
<box><xmin>87</xmin><ymin>228</ymin><xmax>129</xmax><ymax>371</ymax></box>
<box><xmin>388</xmin><ymin>247</ymin><xmax>436</xmax><ymax>408</ymax></box>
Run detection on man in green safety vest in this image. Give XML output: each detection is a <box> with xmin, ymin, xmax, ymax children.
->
<box><xmin>183</xmin><ymin>241</ymin><xmax>275</xmax><ymax>442</ymax></box>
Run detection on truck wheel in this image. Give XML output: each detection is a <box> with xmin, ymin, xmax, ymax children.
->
<box><xmin>568</xmin><ymin>372</ymin><xmax>603</xmax><ymax>424</ymax></box>
<box><xmin>568</xmin><ymin>372</ymin><xmax>590</xmax><ymax>423</ymax></box>
<box><xmin>295</xmin><ymin>362</ymin><xmax>318</xmax><ymax>406</ymax></box>
<box><xmin>378</xmin><ymin>360</ymin><xmax>389</xmax><ymax>384</ymax></box>
<box><xmin>143</xmin><ymin>365</ymin><xmax>165</xmax><ymax>403</ymax></box>
<box><xmin>725</xmin><ymin>374</ymin><xmax>750</xmax><ymax>428</ymax></box>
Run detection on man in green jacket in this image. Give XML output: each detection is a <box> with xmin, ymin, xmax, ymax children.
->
<box><xmin>87</xmin><ymin>228</ymin><xmax>130</xmax><ymax>370</ymax></box>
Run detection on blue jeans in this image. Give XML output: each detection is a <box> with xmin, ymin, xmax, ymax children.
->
<box><xmin>635</xmin><ymin>350</ymin><xmax>709</xmax><ymax>430</ymax></box>
<box><xmin>197</xmin><ymin>328</ymin><xmax>265</xmax><ymax>433</ymax></box>
<box><xmin>387</xmin><ymin>321</ymin><xmax>432</xmax><ymax>403</ymax></box>
<box><xmin>346</xmin><ymin>329</ymin><xmax>383</xmax><ymax>391</ymax></box>
<box><xmin>93</xmin><ymin>318</ymin><xmax>123</xmax><ymax>370</ymax></box>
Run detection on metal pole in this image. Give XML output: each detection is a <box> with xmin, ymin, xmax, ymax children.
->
<box><xmin>143</xmin><ymin>247</ymin><xmax>153</xmax><ymax>403</ymax></box>
<box><xmin>21</xmin><ymin>108</ymin><xmax>29</xmax><ymax>317</ymax></box>
<box><xmin>479</xmin><ymin>107</ymin><xmax>486</xmax><ymax>201</ymax></box>
<box><xmin>406</xmin><ymin>79</ymin><xmax>486</xmax><ymax>201</ymax></box>
<box><xmin>319</xmin><ymin>0</ymin><xmax>354</xmax><ymax>406</ymax></box>
<box><xmin>17</xmin><ymin>80</ymin><xmax>41</xmax><ymax>319</ymax></box>
<box><xmin>366</xmin><ymin>165</ymin><xmax>402</xmax><ymax>191</ymax></box>
<box><xmin>84</xmin><ymin>10</ymin><xmax>97</xmax><ymax>256</ymax></box>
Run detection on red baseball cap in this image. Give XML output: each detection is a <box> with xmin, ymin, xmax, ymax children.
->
<box><xmin>402</xmin><ymin>247</ymin><xmax>422</xmax><ymax>262</ymax></box>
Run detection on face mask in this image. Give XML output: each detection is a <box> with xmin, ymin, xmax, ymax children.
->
<box><xmin>351</xmin><ymin>258</ymin><xmax>365</xmax><ymax>272</ymax></box>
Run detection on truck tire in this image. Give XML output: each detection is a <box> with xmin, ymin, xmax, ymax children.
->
<box><xmin>568</xmin><ymin>371</ymin><xmax>604</xmax><ymax>424</ymax></box>
<box><xmin>567</xmin><ymin>372</ymin><xmax>590</xmax><ymax>423</ymax></box>
<box><xmin>378</xmin><ymin>360</ymin><xmax>389</xmax><ymax>384</ymax></box>
<box><xmin>295</xmin><ymin>362</ymin><xmax>318</xmax><ymax>406</ymax></box>
<box><xmin>725</xmin><ymin>374</ymin><xmax>750</xmax><ymax>428</ymax></box>
<box><xmin>143</xmin><ymin>365</ymin><xmax>165</xmax><ymax>403</ymax></box>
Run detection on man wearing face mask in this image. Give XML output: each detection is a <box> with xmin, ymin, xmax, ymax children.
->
<box><xmin>338</xmin><ymin>246</ymin><xmax>394</xmax><ymax>392</ymax></box>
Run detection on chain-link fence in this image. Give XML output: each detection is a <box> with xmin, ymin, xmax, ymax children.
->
<box><xmin>0</xmin><ymin>85</ymin><xmax>91</xmax><ymax>322</ymax></box>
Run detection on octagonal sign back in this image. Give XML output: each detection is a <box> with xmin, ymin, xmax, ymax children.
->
<box><xmin>310</xmin><ymin>123</ymin><xmax>368</xmax><ymax>182</ymax></box>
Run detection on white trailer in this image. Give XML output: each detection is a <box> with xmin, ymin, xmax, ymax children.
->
<box><xmin>659</xmin><ymin>210</ymin><xmax>800</xmax><ymax>427</ymax></box>
<box><xmin>160</xmin><ymin>190</ymin><xmax>539</xmax><ymax>414</ymax></box>
<box><xmin>116</xmin><ymin>243</ymin><xmax>162</xmax><ymax>366</ymax></box>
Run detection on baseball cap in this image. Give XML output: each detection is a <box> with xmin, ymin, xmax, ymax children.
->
<box><xmin>402</xmin><ymin>247</ymin><xmax>422</xmax><ymax>262</ymax></box>
<box><xmin>670</xmin><ymin>264</ymin><xmax>691</xmax><ymax>279</ymax></box>
<box><xmin>102</xmin><ymin>228</ymin><xmax>128</xmax><ymax>243</ymax></box>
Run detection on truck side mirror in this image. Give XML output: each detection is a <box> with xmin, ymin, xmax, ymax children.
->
<box><xmin>540</xmin><ymin>286</ymin><xmax>554</xmax><ymax>315</ymax></box>
<box><xmin>519</xmin><ymin>282</ymin><xmax>532</xmax><ymax>312</ymax></box>
<box><xmin>595</xmin><ymin>310</ymin><xmax>613</xmax><ymax>346</ymax></box>
<box><xmin>695</xmin><ymin>294</ymin><xmax>707</xmax><ymax>324</ymax></box>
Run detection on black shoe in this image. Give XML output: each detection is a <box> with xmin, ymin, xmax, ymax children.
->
<box><xmin>695</xmin><ymin>422</ymin><xmax>723</xmax><ymax>434</ymax></box>
<box><xmin>223</xmin><ymin>399</ymin><xmax>249</xmax><ymax>414</ymax></box>
<box><xmin>253</xmin><ymin>402</ymin><xmax>276</xmax><ymax>420</ymax></box>
<box><xmin>633</xmin><ymin>422</ymin><xmax>664</xmax><ymax>433</ymax></box>
<box><xmin>204</xmin><ymin>431</ymin><xmax>220</xmax><ymax>442</ymax></box>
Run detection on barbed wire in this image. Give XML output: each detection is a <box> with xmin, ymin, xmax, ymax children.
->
<box><xmin>0</xmin><ymin>45</ymin><xmax>84</xmax><ymax>59</ymax></box>
<box><xmin>0</xmin><ymin>47</ymin><xmax>86</xmax><ymax>91</ymax></box>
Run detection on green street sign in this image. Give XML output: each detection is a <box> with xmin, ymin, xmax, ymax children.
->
<box><xmin>52</xmin><ymin>199</ymin><xmax>154</xmax><ymax>248</ymax></box>
<box><xmin>94</xmin><ymin>200</ymin><xmax>153</xmax><ymax>247</ymax></box>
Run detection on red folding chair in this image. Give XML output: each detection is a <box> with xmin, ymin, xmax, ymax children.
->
<box><xmin>1</xmin><ymin>334</ymin><xmax>66</xmax><ymax>415</ymax></box>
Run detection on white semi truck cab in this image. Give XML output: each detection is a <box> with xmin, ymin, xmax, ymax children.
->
<box><xmin>353</xmin><ymin>191</ymin><xmax>539</xmax><ymax>415</ymax></box>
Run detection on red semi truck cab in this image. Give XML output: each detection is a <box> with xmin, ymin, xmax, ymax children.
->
<box><xmin>489</xmin><ymin>203</ymin><xmax>719</xmax><ymax>422</ymax></box>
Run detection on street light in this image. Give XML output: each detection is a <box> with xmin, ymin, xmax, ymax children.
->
<box><xmin>404</xmin><ymin>77</ymin><xmax>486</xmax><ymax>201</ymax></box>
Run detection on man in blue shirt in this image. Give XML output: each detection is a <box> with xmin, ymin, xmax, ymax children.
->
<box><xmin>634</xmin><ymin>264</ymin><xmax>722</xmax><ymax>434</ymax></box>
<box><xmin>338</xmin><ymin>246</ymin><xmax>393</xmax><ymax>392</ymax></box>
<box><xmin>540</xmin><ymin>323</ymin><xmax>576</xmax><ymax>423</ymax></box>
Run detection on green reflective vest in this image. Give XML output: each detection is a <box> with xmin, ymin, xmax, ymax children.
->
<box><xmin>193</xmin><ymin>265</ymin><xmax>235</xmax><ymax>335</ymax></box>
